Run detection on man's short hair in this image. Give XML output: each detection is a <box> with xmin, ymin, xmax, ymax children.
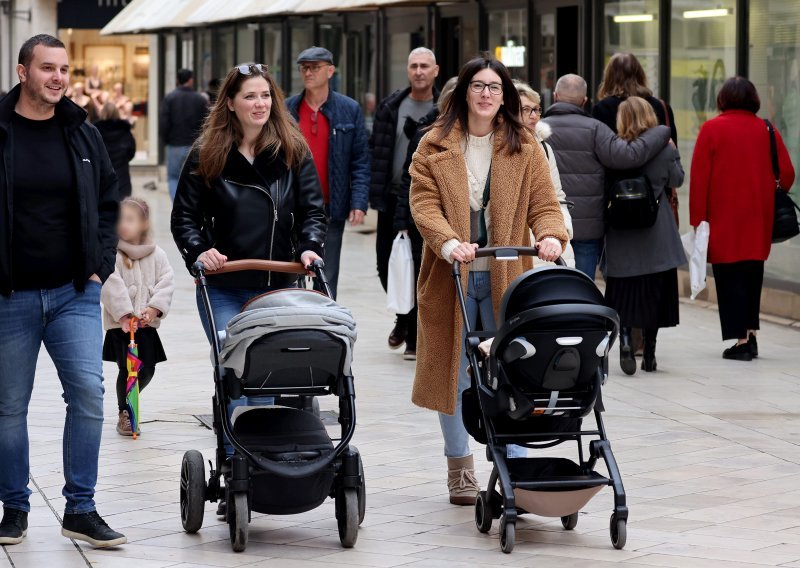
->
<box><xmin>18</xmin><ymin>34</ymin><xmax>66</xmax><ymax>67</ymax></box>
<box><xmin>409</xmin><ymin>47</ymin><xmax>436</xmax><ymax>64</ymax></box>
<box><xmin>177</xmin><ymin>68</ymin><xmax>194</xmax><ymax>86</ymax></box>
<box><xmin>554</xmin><ymin>74</ymin><xmax>587</xmax><ymax>104</ymax></box>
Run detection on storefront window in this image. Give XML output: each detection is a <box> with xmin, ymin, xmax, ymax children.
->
<box><xmin>290</xmin><ymin>20</ymin><xmax>314</xmax><ymax>96</ymax></box>
<box><xmin>385</xmin><ymin>8</ymin><xmax>426</xmax><ymax>94</ymax></box>
<box><xmin>214</xmin><ymin>27</ymin><xmax>235</xmax><ymax>80</ymax></box>
<box><xmin>262</xmin><ymin>23</ymin><xmax>283</xmax><ymax>88</ymax></box>
<box><xmin>488</xmin><ymin>8</ymin><xmax>529</xmax><ymax>82</ymax></box>
<box><xmin>319</xmin><ymin>23</ymin><xmax>343</xmax><ymax>92</ymax></box>
<box><xmin>603</xmin><ymin>0</ymin><xmax>660</xmax><ymax>95</ymax></box>
<box><xmin>237</xmin><ymin>24</ymin><xmax>257</xmax><ymax>63</ymax></box>
<box><xmin>750</xmin><ymin>0</ymin><xmax>800</xmax><ymax>280</ymax></box>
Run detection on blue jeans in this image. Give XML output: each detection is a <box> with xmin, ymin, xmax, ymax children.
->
<box><xmin>0</xmin><ymin>282</ymin><xmax>105</xmax><ymax>514</ymax></box>
<box><xmin>166</xmin><ymin>144</ymin><xmax>192</xmax><ymax>200</ymax></box>
<box><xmin>572</xmin><ymin>239</ymin><xmax>603</xmax><ymax>280</ymax></box>
<box><xmin>322</xmin><ymin>217</ymin><xmax>346</xmax><ymax>300</ymax></box>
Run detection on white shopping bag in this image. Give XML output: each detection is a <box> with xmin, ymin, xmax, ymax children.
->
<box><xmin>681</xmin><ymin>221</ymin><xmax>709</xmax><ymax>300</ymax></box>
<box><xmin>386</xmin><ymin>231</ymin><xmax>416</xmax><ymax>314</ymax></box>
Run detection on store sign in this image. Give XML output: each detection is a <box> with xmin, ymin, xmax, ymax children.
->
<box><xmin>57</xmin><ymin>0</ymin><xmax>129</xmax><ymax>30</ymax></box>
<box><xmin>495</xmin><ymin>42</ymin><xmax>526</xmax><ymax>68</ymax></box>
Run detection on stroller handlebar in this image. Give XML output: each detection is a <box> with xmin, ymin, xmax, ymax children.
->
<box><xmin>452</xmin><ymin>246</ymin><xmax>566</xmax><ymax>276</ymax></box>
<box><xmin>196</xmin><ymin>259</ymin><xmax>310</xmax><ymax>276</ymax></box>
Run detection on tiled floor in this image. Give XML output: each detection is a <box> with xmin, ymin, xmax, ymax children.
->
<box><xmin>4</xmin><ymin>186</ymin><xmax>800</xmax><ymax>568</ymax></box>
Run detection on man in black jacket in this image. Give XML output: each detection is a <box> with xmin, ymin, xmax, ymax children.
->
<box><xmin>0</xmin><ymin>35</ymin><xmax>125</xmax><ymax>548</ymax></box>
<box><xmin>159</xmin><ymin>68</ymin><xmax>208</xmax><ymax>200</ymax></box>
<box><xmin>369</xmin><ymin>47</ymin><xmax>439</xmax><ymax>354</ymax></box>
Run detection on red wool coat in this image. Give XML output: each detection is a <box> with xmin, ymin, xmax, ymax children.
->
<box><xmin>690</xmin><ymin>110</ymin><xmax>795</xmax><ymax>264</ymax></box>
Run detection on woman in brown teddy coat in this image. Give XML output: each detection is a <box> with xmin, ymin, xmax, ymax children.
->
<box><xmin>409</xmin><ymin>55</ymin><xmax>569</xmax><ymax>505</ymax></box>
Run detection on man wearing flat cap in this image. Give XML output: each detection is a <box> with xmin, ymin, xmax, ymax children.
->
<box><xmin>286</xmin><ymin>46</ymin><xmax>369</xmax><ymax>299</ymax></box>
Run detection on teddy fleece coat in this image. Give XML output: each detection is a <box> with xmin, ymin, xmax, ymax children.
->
<box><xmin>409</xmin><ymin>123</ymin><xmax>569</xmax><ymax>415</ymax></box>
<box><xmin>101</xmin><ymin>242</ymin><xmax>175</xmax><ymax>330</ymax></box>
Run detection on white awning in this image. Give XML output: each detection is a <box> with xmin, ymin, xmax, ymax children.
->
<box><xmin>101</xmin><ymin>0</ymin><xmax>209</xmax><ymax>35</ymax></box>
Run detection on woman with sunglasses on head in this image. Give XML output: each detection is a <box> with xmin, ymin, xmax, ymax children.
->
<box><xmin>409</xmin><ymin>54</ymin><xmax>569</xmax><ymax>506</ymax></box>
<box><xmin>172</xmin><ymin>62</ymin><xmax>326</xmax><ymax>345</ymax></box>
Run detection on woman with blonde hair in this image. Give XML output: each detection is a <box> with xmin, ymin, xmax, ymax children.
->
<box><xmin>604</xmin><ymin>97</ymin><xmax>686</xmax><ymax>375</ymax></box>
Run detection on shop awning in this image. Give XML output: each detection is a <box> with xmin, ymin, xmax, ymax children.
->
<box><xmin>101</xmin><ymin>0</ymin><xmax>209</xmax><ymax>34</ymax></box>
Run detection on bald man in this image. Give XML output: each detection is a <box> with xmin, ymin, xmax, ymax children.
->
<box><xmin>542</xmin><ymin>74</ymin><xmax>671</xmax><ymax>278</ymax></box>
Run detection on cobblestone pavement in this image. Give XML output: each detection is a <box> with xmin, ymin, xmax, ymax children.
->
<box><xmin>4</xmin><ymin>186</ymin><xmax>800</xmax><ymax>568</ymax></box>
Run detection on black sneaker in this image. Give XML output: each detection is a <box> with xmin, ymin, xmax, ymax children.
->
<box><xmin>749</xmin><ymin>334</ymin><xmax>759</xmax><ymax>358</ymax></box>
<box><xmin>723</xmin><ymin>342</ymin><xmax>754</xmax><ymax>361</ymax></box>
<box><xmin>0</xmin><ymin>508</ymin><xmax>27</xmax><ymax>545</ymax></box>
<box><xmin>61</xmin><ymin>511</ymin><xmax>126</xmax><ymax>548</ymax></box>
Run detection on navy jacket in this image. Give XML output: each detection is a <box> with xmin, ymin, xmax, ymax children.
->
<box><xmin>286</xmin><ymin>90</ymin><xmax>370</xmax><ymax>221</ymax></box>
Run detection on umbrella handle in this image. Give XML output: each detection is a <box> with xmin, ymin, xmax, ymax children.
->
<box><xmin>129</xmin><ymin>317</ymin><xmax>138</xmax><ymax>342</ymax></box>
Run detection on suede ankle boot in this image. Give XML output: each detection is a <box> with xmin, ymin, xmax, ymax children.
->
<box><xmin>447</xmin><ymin>455</ymin><xmax>480</xmax><ymax>506</ymax></box>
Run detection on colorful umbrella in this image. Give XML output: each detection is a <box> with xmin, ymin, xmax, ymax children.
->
<box><xmin>126</xmin><ymin>318</ymin><xmax>142</xmax><ymax>439</ymax></box>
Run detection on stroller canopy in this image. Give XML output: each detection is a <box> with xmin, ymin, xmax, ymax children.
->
<box><xmin>218</xmin><ymin>289</ymin><xmax>357</xmax><ymax>378</ymax></box>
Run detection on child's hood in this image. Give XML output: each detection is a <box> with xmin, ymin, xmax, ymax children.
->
<box><xmin>118</xmin><ymin>239</ymin><xmax>156</xmax><ymax>261</ymax></box>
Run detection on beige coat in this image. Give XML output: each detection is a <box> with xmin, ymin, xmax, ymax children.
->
<box><xmin>101</xmin><ymin>241</ymin><xmax>175</xmax><ymax>330</ymax></box>
<box><xmin>409</xmin><ymin>123</ymin><xmax>569</xmax><ymax>415</ymax></box>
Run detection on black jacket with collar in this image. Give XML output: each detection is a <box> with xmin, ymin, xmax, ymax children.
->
<box><xmin>0</xmin><ymin>84</ymin><xmax>120</xmax><ymax>297</ymax></box>
<box><xmin>368</xmin><ymin>86</ymin><xmax>439</xmax><ymax>211</ymax></box>
<box><xmin>171</xmin><ymin>146</ymin><xmax>327</xmax><ymax>290</ymax></box>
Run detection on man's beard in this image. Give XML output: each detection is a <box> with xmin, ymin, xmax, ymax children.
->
<box><xmin>25</xmin><ymin>80</ymin><xmax>62</xmax><ymax>108</ymax></box>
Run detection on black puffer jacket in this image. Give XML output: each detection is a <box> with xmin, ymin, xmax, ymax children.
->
<box><xmin>171</xmin><ymin>147</ymin><xmax>327</xmax><ymax>289</ymax></box>
<box><xmin>369</xmin><ymin>87</ymin><xmax>439</xmax><ymax>211</ymax></box>
<box><xmin>96</xmin><ymin>119</ymin><xmax>136</xmax><ymax>197</ymax></box>
<box><xmin>0</xmin><ymin>85</ymin><xmax>119</xmax><ymax>297</ymax></box>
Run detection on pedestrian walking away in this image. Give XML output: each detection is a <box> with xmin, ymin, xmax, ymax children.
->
<box><xmin>690</xmin><ymin>77</ymin><xmax>795</xmax><ymax>360</ymax></box>
<box><xmin>409</xmin><ymin>54</ymin><xmax>569</xmax><ymax>506</ymax></box>
<box><xmin>96</xmin><ymin>101</ymin><xmax>136</xmax><ymax>198</ymax></box>
<box><xmin>101</xmin><ymin>198</ymin><xmax>174</xmax><ymax>437</ymax></box>
<box><xmin>0</xmin><ymin>34</ymin><xmax>126</xmax><ymax>548</ymax></box>
<box><xmin>370</xmin><ymin>47</ymin><xmax>440</xmax><ymax>352</ymax></box>
<box><xmin>542</xmin><ymin>74</ymin><xmax>671</xmax><ymax>279</ymax></box>
<box><xmin>286</xmin><ymin>46</ymin><xmax>369</xmax><ymax>299</ymax></box>
<box><xmin>160</xmin><ymin>68</ymin><xmax>209</xmax><ymax>200</ymax></box>
<box><xmin>603</xmin><ymin>97</ymin><xmax>687</xmax><ymax>375</ymax></box>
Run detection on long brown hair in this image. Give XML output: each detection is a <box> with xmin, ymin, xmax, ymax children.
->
<box><xmin>598</xmin><ymin>53</ymin><xmax>653</xmax><ymax>100</ymax></box>
<box><xmin>616</xmin><ymin>96</ymin><xmax>658</xmax><ymax>141</ymax></box>
<box><xmin>194</xmin><ymin>63</ymin><xmax>309</xmax><ymax>185</ymax></box>
<box><xmin>433</xmin><ymin>54</ymin><xmax>527</xmax><ymax>154</ymax></box>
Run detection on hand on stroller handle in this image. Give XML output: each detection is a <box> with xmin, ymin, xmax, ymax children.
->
<box><xmin>452</xmin><ymin>246</ymin><xmax>566</xmax><ymax>276</ymax></box>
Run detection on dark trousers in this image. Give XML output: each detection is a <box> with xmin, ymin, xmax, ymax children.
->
<box><xmin>712</xmin><ymin>260</ymin><xmax>764</xmax><ymax>341</ymax></box>
<box><xmin>116</xmin><ymin>365</ymin><xmax>155</xmax><ymax>412</ymax></box>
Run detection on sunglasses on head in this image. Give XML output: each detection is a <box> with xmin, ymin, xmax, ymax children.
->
<box><xmin>236</xmin><ymin>63</ymin><xmax>268</xmax><ymax>76</ymax></box>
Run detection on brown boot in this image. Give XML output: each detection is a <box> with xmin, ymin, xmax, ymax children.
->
<box><xmin>116</xmin><ymin>410</ymin><xmax>133</xmax><ymax>436</ymax></box>
<box><xmin>447</xmin><ymin>455</ymin><xmax>480</xmax><ymax>506</ymax></box>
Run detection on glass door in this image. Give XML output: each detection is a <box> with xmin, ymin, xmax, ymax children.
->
<box><xmin>534</xmin><ymin>0</ymin><xmax>584</xmax><ymax>110</ymax></box>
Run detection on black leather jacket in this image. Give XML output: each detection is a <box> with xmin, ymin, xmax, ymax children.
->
<box><xmin>171</xmin><ymin>146</ymin><xmax>327</xmax><ymax>289</ymax></box>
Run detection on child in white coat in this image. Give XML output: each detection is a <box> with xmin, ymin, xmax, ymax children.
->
<box><xmin>101</xmin><ymin>198</ymin><xmax>174</xmax><ymax>436</ymax></box>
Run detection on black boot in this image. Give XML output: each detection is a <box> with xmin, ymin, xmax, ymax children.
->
<box><xmin>642</xmin><ymin>328</ymin><xmax>658</xmax><ymax>372</ymax></box>
<box><xmin>619</xmin><ymin>327</ymin><xmax>636</xmax><ymax>375</ymax></box>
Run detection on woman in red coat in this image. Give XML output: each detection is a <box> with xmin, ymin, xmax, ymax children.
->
<box><xmin>690</xmin><ymin>77</ymin><xmax>795</xmax><ymax>361</ymax></box>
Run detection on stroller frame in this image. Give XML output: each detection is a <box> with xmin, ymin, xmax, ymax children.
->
<box><xmin>453</xmin><ymin>247</ymin><xmax>628</xmax><ymax>553</ymax></box>
<box><xmin>180</xmin><ymin>259</ymin><xmax>364</xmax><ymax>552</ymax></box>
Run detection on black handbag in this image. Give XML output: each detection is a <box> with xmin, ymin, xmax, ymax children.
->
<box><xmin>766</xmin><ymin>121</ymin><xmax>800</xmax><ymax>243</ymax></box>
<box><xmin>606</xmin><ymin>172</ymin><xmax>659</xmax><ymax>230</ymax></box>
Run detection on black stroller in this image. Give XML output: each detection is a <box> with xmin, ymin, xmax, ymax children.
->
<box><xmin>456</xmin><ymin>247</ymin><xmax>627</xmax><ymax>553</ymax></box>
<box><xmin>180</xmin><ymin>259</ymin><xmax>365</xmax><ymax>552</ymax></box>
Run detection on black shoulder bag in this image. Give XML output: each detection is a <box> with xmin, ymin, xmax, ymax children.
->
<box><xmin>606</xmin><ymin>171</ymin><xmax>659</xmax><ymax>230</ymax></box>
<box><xmin>765</xmin><ymin>120</ymin><xmax>800</xmax><ymax>243</ymax></box>
<box><xmin>470</xmin><ymin>166</ymin><xmax>491</xmax><ymax>247</ymax></box>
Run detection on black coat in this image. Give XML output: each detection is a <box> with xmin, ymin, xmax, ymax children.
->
<box><xmin>171</xmin><ymin>147</ymin><xmax>327</xmax><ymax>289</ymax></box>
<box><xmin>96</xmin><ymin>119</ymin><xmax>136</xmax><ymax>198</ymax></box>
<box><xmin>592</xmin><ymin>95</ymin><xmax>678</xmax><ymax>143</ymax></box>
<box><xmin>368</xmin><ymin>87</ymin><xmax>439</xmax><ymax>211</ymax></box>
<box><xmin>159</xmin><ymin>86</ymin><xmax>208</xmax><ymax>147</ymax></box>
<box><xmin>0</xmin><ymin>85</ymin><xmax>119</xmax><ymax>297</ymax></box>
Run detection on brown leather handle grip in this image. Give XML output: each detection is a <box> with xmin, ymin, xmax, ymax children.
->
<box><xmin>206</xmin><ymin>259</ymin><xmax>307</xmax><ymax>275</ymax></box>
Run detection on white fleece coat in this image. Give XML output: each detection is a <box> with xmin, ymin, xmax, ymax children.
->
<box><xmin>101</xmin><ymin>240</ymin><xmax>175</xmax><ymax>330</ymax></box>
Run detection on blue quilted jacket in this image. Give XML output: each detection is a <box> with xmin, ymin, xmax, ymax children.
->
<box><xmin>286</xmin><ymin>90</ymin><xmax>370</xmax><ymax>221</ymax></box>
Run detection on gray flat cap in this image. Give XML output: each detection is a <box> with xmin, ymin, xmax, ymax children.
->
<box><xmin>296</xmin><ymin>46</ymin><xmax>334</xmax><ymax>65</ymax></box>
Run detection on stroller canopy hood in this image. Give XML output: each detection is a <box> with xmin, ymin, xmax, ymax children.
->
<box><xmin>218</xmin><ymin>289</ymin><xmax>357</xmax><ymax>377</ymax></box>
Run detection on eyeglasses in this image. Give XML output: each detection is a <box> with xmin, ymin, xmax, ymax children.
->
<box><xmin>236</xmin><ymin>63</ymin><xmax>268</xmax><ymax>75</ymax></box>
<box><xmin>521</xmin><ymin>105</ymin><xmax>543</xmax><ymax>118</ymax></box>
<box><xmin>469</xmin><ymin>81</ymin><xmax>503</xmax><ymax>95</ymax></box>
<box><xmin>299</xmin><ymin>63</ymin><xmax>331</xmax><ymax>74</ymax></box>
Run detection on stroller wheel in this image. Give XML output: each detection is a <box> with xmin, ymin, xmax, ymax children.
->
<box><xmin>180</xmin><ymin>450</ymin><xmax>206</xmax><ymax>534</ymax></box>
<box><xmin>357</xmin><ymin>452</ymin><xmax>366</xmax><ymax>526</ymax></box>
<box><xmin>229</xmin><ymin>492</ymin><xmax>249</xmax><ymax>552</ymax></box>
<box><xmin>336</xmin><ymin>488</ymin><xmax>359</xmax><ymax>548</ymax></box>
<box><xmin>561</xmin><ymin>512</ymin><xmax>579</xmax><ymax>530</ymax></box>
<box><xmin>475</xmin><ymin>491</ymin><xmax>492</xmax><ymax>533</ymax></box>
<box><xmin>500</xmin><ymin>515</ymin><xmax>515</xmax><ymax>554</ymax></box>
<box><xmin>610</xmin><ymin>513</ymin><xmax>627</xmax><ymax>550</ymax></box>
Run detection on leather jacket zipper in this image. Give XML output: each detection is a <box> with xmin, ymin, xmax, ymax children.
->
<box><xmin>223</xmin><ymin>178</ymin><xmax>278</xmax><ymax>285</ymax></box>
